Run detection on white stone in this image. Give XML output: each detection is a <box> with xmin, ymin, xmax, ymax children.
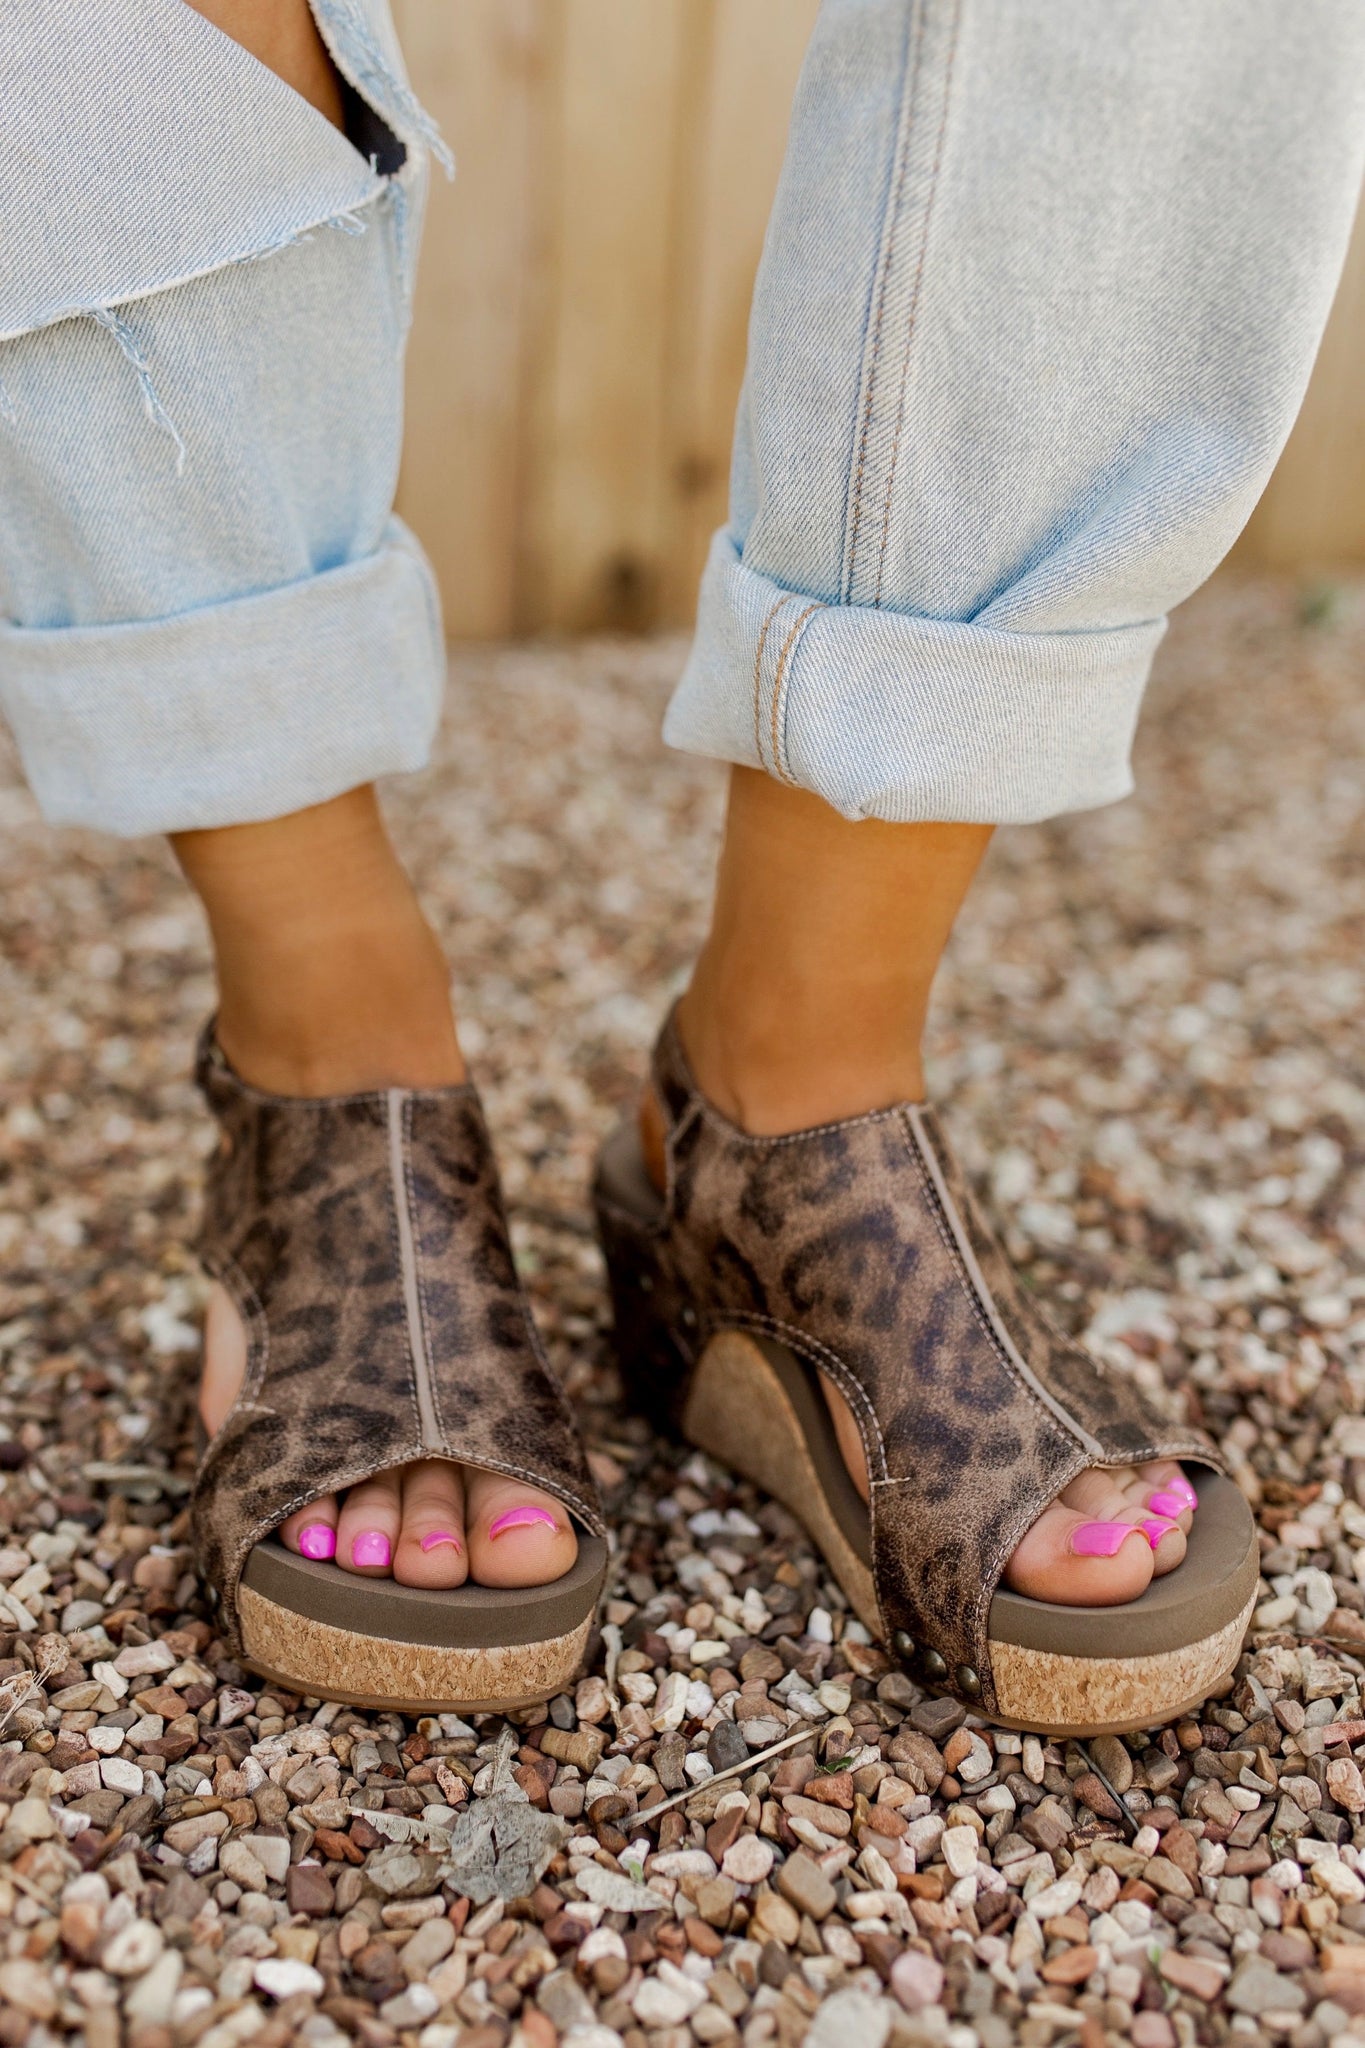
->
<box><xmin>100</xmin><ymin>1757</ymin><xmax>144</xmax><ymax>1796</ymax></box>
<box><xmin>125</xmin><ymin>1951</ymin><xmax>184</xmax><ymax>2026</ymax></box>
<box><xmin>1023</xmin><ymin>1875</ymin><xmax>1084</xmax><ymax>1921</ymax></box>
<box><xmin>239</xmin><ymin>1834</ymin><xmax>291</xmax><ymax>1885</ymax></box>
<box><xmin>576</xmin><ymin>1928</ymin><xmax>628</xmax><ymax>1967</ymax></box>
<box><xmin>254</xmin><ymin>1958</ymin><xmax>325</xmax><ymax>2001</ymax></box>
<box><xmin>633</xmin><ymin>1961</ymin><xmax>705</xmax><ymax>2025</ymax></box>
<box><xmin>102</xmin><ymin>1919</ymin><xmax>163</xmax><ymax>1977</ymax></box>
<box><xmin>722</xmin><ymin>1836</ymin><xmax>774</xmax><ymax>1885</ymax></box>
<box><xmin>90</xmin><ymin>1726</ymin><xmax>127</xmax><ymax>1755</ymax></box>
<box><xmin>940</xmin><ymin>1826</ymin><xmax>979</xmax><ymax>1879</ymax></box>
<box><xmin>650</xmin><ymin>1671</ymin><xmax>689</xmax><ymax>1732</ymax></box>
<box><xmin>113</xmin><ymin>1640</ymin><xmax>176</xmax><ymax>1678</ymax></box>
<box><xmin>7</xmin><ymin>1796</ymin><xmax>56</xmax><ymax>1841</ymax></box>
<box><xmin>805</xmin><ymin>1990</ymin><xmax>893</xmax><ymax>2048</ymax></box>
<box><xmin>91</xmin><ymin>1661</ymin><xmax>129</xmax><ymax>1701</ymax></box>
<box><xmin>1312</xmin><ymin>1856</ymin><xmax>1365</xmax><ymax>1904</ymax></box>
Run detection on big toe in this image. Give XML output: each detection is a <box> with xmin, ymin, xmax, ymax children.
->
<box><xmin>1005</xmin><ymin>1467</ymin><xmax>1156</xmax><ymax>1606</ymax></box>
<box><xmin>465</xmin><ymin>1470</ymin><xmax>577</xmax><ymax>1588</ymax></box>
<box><xmin>393</xmin><ymin>1460</ymin><xmax>469</xmax><ymax>1588</ymax></box>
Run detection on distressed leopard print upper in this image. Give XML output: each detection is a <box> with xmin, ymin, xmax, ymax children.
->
<box><xmin>640</xmin><ymin>1010</ymin><xmax>1219</xmax><ymax>1713</ymax></box>
<box><xmin>192</xmin><ymin>1029</ymin><xmax>603</xmax><ymax>1649</ymax></box>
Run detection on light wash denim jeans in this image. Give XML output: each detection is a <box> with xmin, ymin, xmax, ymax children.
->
<box><xmin>0</xmin><ymin>0</ymin><xmax>447</xmax><ymax>836</ymax></box>
<box><xmin>2</xmin><ymin>0</ymin><xmax>1364</xmax><ymax>836</ymax></box>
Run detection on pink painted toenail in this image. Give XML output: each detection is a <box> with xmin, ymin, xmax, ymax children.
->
<box><xmin>298</xmin><ymin>1524</ymin><xmax>336</xmax><ymax>1561</ymax></box>
<box><xmin>1148</xmin><ymin>1489</ymin><xmax>1189</xmax><ymax>1519</ymax></box>
<box><xmin>420</xmin><ymin>1531</ymin><xmax>462</xmax><ymax>1553</ymax></box>
<box><xmin>351</xmin><ymin>1530</ymin><xmax>391</xmax><ymax>1568</ymax></box>
<box><xmin>488</xmin><ymin>1506</ymin><xmax>559</xmax><ymax>1540</ymax></box>
<box><xmin>1167</xmin><ymin>1473</ymin><xmax>1198</xmax><ymax>1510</ymax></box>
<box><xmin>1070</xmin><ymin>1520</ymin><xmax>1141</xmax><ymax>1558</ymax></box>
<box><xmin>1141</xmin><ymin>1517</ymin><xmax>1180</xmax><ymax>1550</ymax></box>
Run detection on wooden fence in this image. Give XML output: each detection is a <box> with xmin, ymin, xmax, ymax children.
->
<box><xmin>390</xmin><ymin>0</ymin><xmax>1365</xmax><ymax>640</ymax></box>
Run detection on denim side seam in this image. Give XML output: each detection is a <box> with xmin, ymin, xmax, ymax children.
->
<box><xmin>842</xmin><ymin>0</ymin><xmax>962</xmax><ymax>610</ymax></box>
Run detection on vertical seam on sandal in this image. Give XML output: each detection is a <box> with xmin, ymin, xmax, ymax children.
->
<box><xmin>903</xmin><ymin>1105</ymin><xmax>1105</xmax><ymax>1460</ymax></box>
<box><xmin>389</xmin><ymin>1086</ymin><xmax>442</xmax><ymax>1454</ymax></box>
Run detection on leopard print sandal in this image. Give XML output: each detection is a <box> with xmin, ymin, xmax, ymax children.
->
<box><xmin>593</xmin><ymin>1010</ymin><xmax>1258</xmax><ymax>1738</ymax></box>
<box><xmin>191</xmin><ymin>1030</ymin><xmax>607</xmax><ymax>1713</ymax></box>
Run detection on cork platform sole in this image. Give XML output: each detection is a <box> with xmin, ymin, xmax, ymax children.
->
<box><xmin>681</xmin><ymin>1329</ymin><xmax>1255</xmax><ymax>1737</ymax></box>
<box><xmin>233</xmin><ymin>1531</ymin><xmax>608</xmax><ymax>1714</ymax></box>
<box><xmin>594</xmin><ymin>1125</ymin><xmax>1259</xmax><ymax>1738</ymax></box>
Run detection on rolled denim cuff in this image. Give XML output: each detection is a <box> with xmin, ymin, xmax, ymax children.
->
<box><xmin>664</xmin><ymin>531</ymin><xmax>1166</xmax><ymax>825</ymax></box>
<box><xmin>0</xmin><ymin>520</ymin><xmax>444</xmax><ymax>837</ymax></box>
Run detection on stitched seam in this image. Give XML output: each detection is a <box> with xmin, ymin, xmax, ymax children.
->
<box><xmin>661</xmin><ymin>1097</ymin><xmax>704</xmax><ymax>1220</ymax></box>
<box><xmin>458</xmin><ymin>1453</ymin><xmax>605</xmax><ymax>1536</ymax></box>
<box><xmin>843</xmin><ymin>0</ymin><xmax>925</xmax><ymax>601</ymax></box>
<box><xmin>897</xmin><ymin>1111</ymin><xmax>1085</xmax><ymax>1454</ymax></box>
<box><xmin>769</xmin><ymin>602</ymin><xmax>823</xmax><ymax>787</ymax></box>
<box><xmin>695</xmin><ymin>1097</ymin><xmax>906</xmax><ymax>1152</ymax></box>
<box><xmin>384</xmin><ymin>1091</ymin><xmax>426</xmax><ymax>1455</ymax></box>
<box><xmin>908</xmin><ymin>1106</ymin><xmax>1115</xmax><ymax>1463</ymax></box>
<box><xmin>718</xmin><ymin>1310</ymin><xmax>887</xmax><ymax>1483</ymax></box>
<box><xmin>873</xmin><ymin>0</ymin><xmax>960</xmax><ymax>608</ymax></box>
<box><xmin>400</xmin><ymin>1093</ymin><xmax>447</xmax><ymax>1452</ymax></box>
<box><xmin>751</xmin><ymin>595</ymin><xmax>789</xmax><ymax>772</ymax></box>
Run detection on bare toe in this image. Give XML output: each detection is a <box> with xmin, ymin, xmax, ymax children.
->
<box><xmin>465</xmin><ymin>1470</ymin><xmax>577</xmax><ymax>1589</ymax></box>
<box><xmin>1004</xmin><ymin>1468</ymin><xmax>1155</xmax><ymax>1605</ymax></box>
<box><xmin>393</xmin><ymin>1460</ymin><xmax>469</xmax><ymax>1587</ymax></box>
<box><xmin>336</xmin><ymin>1471</ymin><xmax>403</xmax><ymax>1575</ymax></box>
<box><xmin>278</xmin><ymin>1497</ymin><xmax>340</xmax><ymax>1561</ymax></box>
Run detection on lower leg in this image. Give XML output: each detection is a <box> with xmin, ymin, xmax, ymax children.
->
<box><xmin>175</xmin><ymin>788</ymin><xmax>575</xmax><ymax>1590</ymax></box>
<box><xmin>648</xmin><ymin>767</ymin><xmax>1190</xmax><ymax>1604</ymax></box>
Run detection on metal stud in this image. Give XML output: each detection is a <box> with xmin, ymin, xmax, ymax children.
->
<box><xmin>680</xmin><ymin>1305</ymin><xmax>697</xmax><ymax>1327</ymax></box>
<box><xmin>956</xmin><ymin>1664</ymin><xmax>982</xmax><ymax>1697</ymax></box>
<box><xmin>920</xmin><ymin>1648</ymin><xmax>947</xmax><ymax>1682</ymax></box>
<box><xmin>891</xmin><ymin>1629</ymin><xmax>915</xmax><ymax>1660</ymax></box>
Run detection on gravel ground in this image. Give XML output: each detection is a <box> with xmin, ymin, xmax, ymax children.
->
<box><xmin>0</xmin><ymin>571</ymin><xmax>1363</xmax><ymax>2048</ymax></box>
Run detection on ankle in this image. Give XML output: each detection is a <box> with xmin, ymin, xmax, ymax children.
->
<box><xmin>215</xmin><ymin>914</ymin><xmax>465</xmax><ymax>1096</ymax></box>
<box><xmin>674</xmin><ymin>980</ymin><xmax>926</xmax><ymax>1137</ymax></box>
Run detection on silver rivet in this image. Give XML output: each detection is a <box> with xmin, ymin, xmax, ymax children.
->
<box><xmin>956</xmin><ymin>1664</ymin><xmax>981</xmax><ymax>1697</ymax></box>
<box><xmin>891</xmin><ymin>1630</ymin><xmax>914</xmax><ymax>1660</ymax></box>
<box><xmin>680</xmin><ymin>1305</ymin><xmax>697</xmax><ymax>1327</ymax></box>
<box><xmin>921</xmin><ymin>1649</ymin><xmax>947</xmax><ymax>1682</ymax></box>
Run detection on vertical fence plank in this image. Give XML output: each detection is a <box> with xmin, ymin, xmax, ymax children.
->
<box><xmin>517</xmin><ymin>0</ymin><xmax>690</xmax><ymax>632</ymax></box>
<box><xmin>659</xmin><ymin>0</ymin><xmax>821</xmax><ymax>624</ymax></box>
<box><xmin>391</xmin><ymin>0</ymin><xmax>543</xmax><ymax>639</ymax></box>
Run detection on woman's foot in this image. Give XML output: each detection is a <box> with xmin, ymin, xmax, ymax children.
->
<box><xmin>176</xmin><ymin>788</ymin><xmax>578</xmax><ymax>1596</ymax></box>
<box><xmin>647</xmin><ymin>768</ymin><xmax>1201</xmax><ymax>1613</ymax></box>
<box><xmin>639</xmin><ymin>1081</ymin><xmax>1190</xmax><ymax>1608</ymax></box>
<box><xmin>199</xmin><ymin>1285</ymin><xmax>576</xmax><ymax>1589</ymax></box>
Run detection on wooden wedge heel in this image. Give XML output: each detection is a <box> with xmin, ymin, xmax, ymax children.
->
<box><xmin>593</xmin><ymin>1010</ymin><xmax>1259</xmax><ymax>1739</ymax></box>
<box><xmin>192</xmin><ymin>1030</ymin><xmax>606</xmax><ymax>1713</ymax></box>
